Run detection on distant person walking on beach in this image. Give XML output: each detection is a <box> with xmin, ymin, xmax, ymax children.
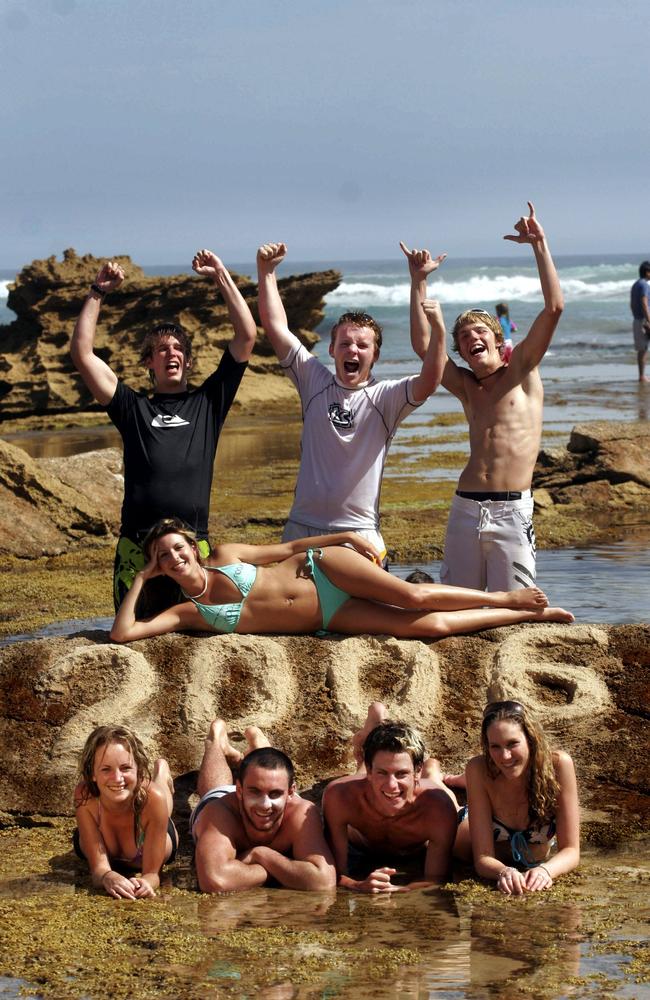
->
<box><xmin>630</xmin><ymin>260</ymin><xmax>650</xmax><ymax>382</ymax></box>
<box><xmin>70</xmin><ymin>251</ymin><xmax>257</xmax><ymax>610</ymax></box>
<box><xmin>495</xmin><ymin>302</ymin><xmax>517</xmax><ymax>363</ymax></box>
<box><xmin>256</xmin><ymin>242</ymin><xmax>447</xmax><ymax>564</ymax></box>
<box><xmin>190</xmin><ymin>719</ymin><xmax>336</xmax><ymax>893</ymax></box>
<box><xmin>408</xmin><ymin>202</ymin><xmax>563</xmax><ymax>592</ymax></box>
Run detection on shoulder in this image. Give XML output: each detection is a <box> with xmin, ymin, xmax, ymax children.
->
<box><xmin>322</xmin><ymin>777</ymin><xmax>364</xmax><ymax>813</ymax></box>
<box><xmin>140</xmin><ymin>781</ymin><xmax>166</xmax><ymax>815</ymax></box>
<box><xmin>73</xmin><ymin>781</ymin><xmax>94</xmax><ymax>811</ymax></box>
<box><xmin>465</xmin><ymin>754</ymin><xmax>487</xmax><ymax>778</ymax></box>
<box><xmin>552</xmin><ymin>749</ymin><xmax>575</xmax><ymax>779</ymax></box>
<box><xmin>416</xmin><ymin>787</ymin><xmax>457</xmax><ymax>820</ymax></box>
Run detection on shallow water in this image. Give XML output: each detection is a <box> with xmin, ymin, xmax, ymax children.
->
<box><xmin>0</xmin><ymin>826</ymin><xmax>647</xmax><ymax>999</ymax></box>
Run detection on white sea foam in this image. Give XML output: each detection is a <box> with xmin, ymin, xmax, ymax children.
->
<box><xmin>325</xmin><ymin>275</ymin><xmax>632</xmax><ymax>308</ymax></box>
<box><xmin>0</xmin><ymin>281</ymin><xmax>11</xmax><ymax>301</ymax></box>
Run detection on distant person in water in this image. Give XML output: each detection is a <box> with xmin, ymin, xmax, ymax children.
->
<box><xmin>190</xmin><ymin>720</ymin><xmax>336</xmax><ymax>893</ymax></box>
<box><xmin>109</xmin><ymin>518</ymin><xmax>573</xmax><ymax>644</ymax></box>
<box><xmin>407</xmin><ymin>202</ymin><xmax>563</xmax><ymax>593</ymax></box>
<box><xmin>495</xmin><ymin>302</ymin><xmax>517</xmax><ymax>363</ymax></box>
<box><xmin>451</xmin><ymin>700</ymin><xmax>580</xmax><ymax>894</ymax></box>
<box><xmin>256</xmin><ymin>241</ymin><xmax>447</xmax><ymax>565</ymax></box>
<box><xmin>70</xmin><ymin>251</ymin><xmax>257</xmax><ymax>611</ymax></box>
<box><xmin>323</xmin><ymin>703</ymin><xmax>458</xmax><ymax>892</ymax></box>
<box><xmin>73</xmin><ymin>725</ymin><xmax>177</xmax><ymax>899</ymax></box>
<box><xmin>630</xmin><ymin>260</ymin><xmax>650</xmax><ymax>382</ymax></box>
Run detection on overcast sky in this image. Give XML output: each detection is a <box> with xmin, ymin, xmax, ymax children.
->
<box><xmin>2</xmin><ymin>0</ymin><xmax>648</xmax><ymax>267</ymax></box>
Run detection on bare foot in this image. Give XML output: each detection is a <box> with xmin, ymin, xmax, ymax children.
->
<box><xmin>639</xmin><ymin>374</ymin><xmax>649</xmax><ymax>383</ymax></box>
<box><xmin>352</xmin><ymin>702</ymin><xmax>388</xmax><ymax>769</ymax></box>
<box><xmin>152</xmin><ymin>757</ymin><xmax>175</xmax><ymax>796</ymax></box>
<box><xmin>538</xmin><ymin>607</ymin><xmax>575</xmax><ymax>624</ymax></box>
<box><xmin>421</xmin><ymin>757</ymin><xmax>460</xmax><ymax>806</ymax></box>
<box><xmin>443</xmin><ymin>772</ymin><xmax>467</xmax><ymax>790</ymax></box>
<box><xmin>208</xmin><ymin>719</ymin><xmax>243</xmax><ymax>766</ymax></box>
<box><xmin>244</xmin><ymin>725</ymin><xmax>271</xmax><ymax>754</ymax></box>
<box><xmin>504</xmin><ymin>586</ymin><xmax>549</xmax><ymax>610</ymax></box>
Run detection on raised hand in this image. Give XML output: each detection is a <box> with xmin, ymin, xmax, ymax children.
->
<box><xmin>257</xmin><ymin>242</ymin><xmax>287</xmax><ymax>274</ymax></box>
<box><xmin>421</xmin><ymin>298</ymin><xmax>444</xmax><ymax>328</ymax></box>
<box><xmin>192</xmin><ymin>249</ymin><xmax>226</xmax><ymax>280</ymax></box>
<box><xmin>94</xmin><ymin>261</ymin><xmax>125</xmax><ymax>294</ymax></box>
<box><xmin>399</xmin><ymin>242</ymin><xmax>447</xmax><ymax>281</ymax></box>
<box><xmin>503</xmin><ymin>202</ymin><xmax>546</xmax><ymax>245</ymax></box>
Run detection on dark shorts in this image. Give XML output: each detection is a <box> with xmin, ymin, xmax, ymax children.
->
<box><xmin>72</xmin><ymin>817</ymin><xmax>178</xmax><ymax>866</ymax></box>
<box><xmin>347</xmin><ymin>842</ymin><xmax>426</xmax><ymax>882</ymax></box>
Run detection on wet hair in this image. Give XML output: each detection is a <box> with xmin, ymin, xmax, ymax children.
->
<box><xmin>139</xmin><ymin>323</ymin><xmax>193</xmax><ymax>384</ymax></box>
<box><xmin>77</xmin><ymin>725</ymin><xmax>151</xmax><ymax>815</ymax></box>
<box><xmin>451</xmin><ymin>309</ymin><xmax>503</xmax><ymax>353</ymax></box>
<box><xmin>481</xmin><ymin>701</ymin><xmax>559</xmax><ymax>824</ymax></box>
<box><xmin>639</xmin><ymin>261</ymin><xmax>650</xmax><ymax>279</ymax></box>
<box><xmin>405</xmin><ymin>569</ymin><xmax>434</xmax><ymax>584</ymax></box>
<box><xmin>495</xmin><ymin>302</ymin><xmax>509</xmax><ymax>318</ymax></box>
<box><xmin>363</xmin><ymin>720</ymin><xmax>426</xmax><ymax>771</ymax></box>
<box><xmin>142</xmin><ymin>517</ymin><xmax>201</xmax><ymax>563</ymax></box>
<box><xmin>330</xmin><ymin>311</ymin><xmax>383</xmax><ymax>351</ymax></box>
<box><xmin>238</xmin><ymin>747</ymin><xmax>296</xmax><ymax>788</ymax></box>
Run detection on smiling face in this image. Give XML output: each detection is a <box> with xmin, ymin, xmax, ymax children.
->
<box><xmin>486</xmin><ymin>719</ymin><xmax>531</xmax><ymax>780</ymax></box>
<box><xmin>455</xmin><ymin>320</ymin><xmax>503</xmax><ymax>375</ymax></box>
<box><xmin>237</xmin><ymin>765</ymin><xmax>294</xmax><ymax>836</ymax></box>
<box><xmin>92</xmin><ymin>741</ymin><xmax>139</xmax><ymax>806</ymax></box>
<box><xmin>328</xmin><ymin>323</ymin><xmax>380</xmax><ymax>388</ymax></box>
<box><xmin>366</xmin><ymin>750</ymin><xmax>420</xmax><ymax>814</ymax></box>
<box><xmin>153</xmin><ymin>531</ymin><xmax>199</xmax><ymax>581</ymax></box>
<box><xmin>145</xmin><ymin>334</ymin><xmax>191</xmax><ymax>392</ymax></box>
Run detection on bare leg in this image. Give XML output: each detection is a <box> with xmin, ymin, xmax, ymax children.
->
<box><xmin>317</xmin><ymin>546</ymin><xmax>549</xmax><ymax>612</ymax></box>
<box><xmin>329</xmin><ymin>600</ymin><xmax>574</xmax><ymax>639</ymax></box>
<box><xmin>638</xmin><ymin>348</ymin><xmax>649</xmax><ymax>381</ymax></box>
<box><xmin>196</xmin><ymin>719</ymin><xmax>242</xmax><ymax>797</ymax></box>
<box><xmin>421</xmin><ymin>757</ymin><xmax>459</xmax><ymax>807</ymax></box>
<box><xmin>151</xmin><ymin>758</ymin><xmax>174</xmax><ymax>815</ymax></box>
<box><xmin>443</xmin><ymin>772</ymin><xmax>467</xmax><ymax>790</ymax></box>
<box><xmin>351</xmin><ymin>702</ymin><xmax>388</xmax><ymax>771</ymax></box>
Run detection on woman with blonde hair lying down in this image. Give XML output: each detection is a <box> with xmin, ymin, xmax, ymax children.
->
<box><xmin>110</xmin><ymin>518</ymin><xmax>573</xmax><ymax>644</ymax></box>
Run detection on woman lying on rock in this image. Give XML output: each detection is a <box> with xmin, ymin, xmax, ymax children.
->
<box><xmin>74</xmin><ymin>725</ymin><xmax>178</xmax><ymax>899</ymax></box>
<box><xmin>452</xmin><ymin>700</ymin><xmax>580</xmax><ymax>893</ymax></box>
<box><xmin>110</xmin><ymin>518</ymin><xmax>573</xmax><ymax>644</ymax></box>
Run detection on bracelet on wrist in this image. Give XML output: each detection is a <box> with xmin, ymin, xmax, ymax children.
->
<box><xmin>90</xmin><ymin>283</ymin><xmax>106</xmax><ymax>297</ymax></box>
<box><xmin>538</xmin><ymin>864</ymin><xmax>552</xmax><ymax>880</ymax></box>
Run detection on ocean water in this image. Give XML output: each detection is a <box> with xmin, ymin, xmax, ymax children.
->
<box><xmin>3</xmin><ymin>253</ymin><xmax>644</xmax><ymax>431</ymax></box>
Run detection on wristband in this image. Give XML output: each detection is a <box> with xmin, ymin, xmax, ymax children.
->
<box><xmin>90</xmin><ymin>283</ymin><xmax>106</xmax><ymax>297</ymax></box>
<box><xmin>538</xmin><ymin>864</ymin><xmax>552</xmax><ymax>880</ymax></box>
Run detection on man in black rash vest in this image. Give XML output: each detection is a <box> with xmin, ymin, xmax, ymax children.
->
<box><xmin>70</xmin><ymin>249</ymin><xmax>257</xmax><ymax>611</ymax></box>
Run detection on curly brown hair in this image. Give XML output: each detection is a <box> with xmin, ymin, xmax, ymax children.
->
<box><xmin>481</xmin><ymin>701</ymin><xmax>559</xmax><ymax>824</ymax></box>
<box><xmin>77</xmin><ymin>725</ymin><xmax>151</xmax><ymax>817</ymax></box>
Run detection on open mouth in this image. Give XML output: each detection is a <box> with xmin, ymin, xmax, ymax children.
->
<box><xmin>470</xmin><ymin>344</ymin><xmax>486</xmax><ymax>357</ymax></box>
<box><xmin>343</xmin><ymin>361</ymin><xmax>360</xmax><ymax>373</ymax></box>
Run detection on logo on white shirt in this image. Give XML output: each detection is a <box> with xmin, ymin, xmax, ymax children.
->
<box><xmin>328</xmin><ymin>402</ymin><xmax>353</xmax><ymax>428</ymax></box>
<box><xmin>151</xmin><ymin>414</ymin><xmax>190</xmax><ymax>428</ymax></box>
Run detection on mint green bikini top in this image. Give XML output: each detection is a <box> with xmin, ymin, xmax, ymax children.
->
<box><xmin>187</xmin><ymin>563</ymin><xmax>257</xmax><ymax>634</ymax></box>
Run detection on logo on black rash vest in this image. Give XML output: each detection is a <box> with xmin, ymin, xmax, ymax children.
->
<box><xmin>151</xmin><ymin>414</ymin><xmax>190</xmax><ymax>428</ymax></box>
<box><xmin>328</xmin><ymin>403</ymin><xmax>353</xmax><ymax>428</ymax></box>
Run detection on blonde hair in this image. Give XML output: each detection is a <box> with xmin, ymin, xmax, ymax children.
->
<box><xmin>452</xmin><ymin>309</ymin><xmax>503</xmax><ymax>353</ymax></box>
<box><xmin>77</xmin><ymin>725</ymin><xmax>151</xmax><ymax>816</ymax></box>
<box><xmin>143</xmin><ymin>517</ymin><xmax>201</xmax><ymax>563</ymax></box>
<box><xmin>481</xmin><ymin>702</ymin><xmax>559</xmax><ymax>824</ymax></box>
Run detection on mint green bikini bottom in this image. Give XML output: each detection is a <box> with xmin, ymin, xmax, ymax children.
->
<box><xmin>305</xmin><ymin>548</ymin><xmax>351</xmax><ymax>631</ymax></box>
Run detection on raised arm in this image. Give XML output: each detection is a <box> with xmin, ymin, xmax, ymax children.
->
<box><xmin>192</xmin><ymin>250</ymin><xmax>257</xmax><ymax>363</ymax></box>
<box><xmin>241</xmin><ymin>803</ymin><xmax>336</xmax><ymax>891</ymax></box>
<box><xmin>504</xmin><ymin>202</ymin><xmax>564</xmax><ymax>374</ymax></box>
<box><xmin>256</xmin><ymin>242</ymin><xmax>296</xmax><ymax>361</ymax></box>
<box><xmin>215</xmin><ymin>530</ymin><xmax>383</xmax><ymax>568</ymax></box>
<box><xmin>70</xmin><ymin>262</ymin><xmax>123</xmax><ymax>405</ymax></box>
<box><xmin>399</xmin><ymin>241</ymin><xmax>447</xmax><ymax>361</ymax></box>
<box><xmin>410</xmin><ymin>299</ymin><xmax>447</xmax><ymax>403</ymax></box>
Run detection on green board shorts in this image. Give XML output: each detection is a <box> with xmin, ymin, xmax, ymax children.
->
<box><xmin>113</xmin><ymin>535</ymin><xmax>211</xmax><ymax>613</ymax></box>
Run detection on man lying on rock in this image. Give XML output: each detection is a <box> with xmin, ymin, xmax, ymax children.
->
<box><xmin>190</xmin><ymin>720</ymin><xmax>336</xmax><ymax>893</ymax></box>
<box><xmin>322</xmin><ymin>703</ymin><xmax>459</xmax><ymax>892</ymax></box>
<box><xmin>70</xmin><ymin>250</ymin><xmax>257</xmax><ymax>613</ymax></box>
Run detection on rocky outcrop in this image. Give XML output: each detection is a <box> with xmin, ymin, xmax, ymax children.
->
<box><xmin>0</xmin><ymin>249</ymin><xmax>341</xmax><ymax>418</ymax></box>
<box><xmin>0</xmin><ymin>625</ymin><xmax>647</xmax><ymax>844</ymax></box>
<box><xmin>533</xmin><ymin>421</ymin><xmax>650</xmax><ymax>543</ymax></box>
<box><xmin>0</xmin><ymin>439</ymin><xmax>114</xmax><ymax>556</ymax></box>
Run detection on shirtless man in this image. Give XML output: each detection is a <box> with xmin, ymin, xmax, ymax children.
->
<box><xmin>406</xmin><ymin>203</ymin><xmax>563</xmax><ymax>591</ymax></box>
<box><xmin>322</xmin><ymin>704</ymin><xmax>457</xmax><ymax>893</ymax></box>
<box><xmin>191</xmin><ymin>720</ymin><xmax>336</xmax><ymax>893</ymax></box>
<box><xmin>256</xmin><ymin>242</ymin><xmax>446</xmax><ymax>563</ymax></box>
<box><xmin>70</xmin><ymin>250</ymin><xmax>256</xmax><ymax>610</ymax></box>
